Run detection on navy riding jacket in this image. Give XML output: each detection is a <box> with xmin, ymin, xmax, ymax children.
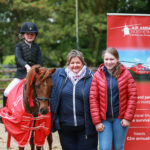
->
<box><xmin>15</xmin><ymin>40</ymin><xmax>42</xmax><ymax>79</ymax></box>
<box><xmin>50</xmin><ymin>68</ymin><xmax>97</xmax><ymax>137</ymax></box>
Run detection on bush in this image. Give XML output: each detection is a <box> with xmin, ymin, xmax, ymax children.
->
<box><xmin>3</xmin><ymin>55</ymin><xmax>15</xmax><ymax>65</ymax></box>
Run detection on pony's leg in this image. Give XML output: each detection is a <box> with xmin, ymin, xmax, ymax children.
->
<box><xmin>30</xmin><ymin>131</ymin><xmax>35</xmax><ymax>150</ymax></box>
<box><xmin>19</xmin><ymin>147</ymin><xmax>24</xmax><ymax>150</ymax></box>
<box><xmin>47</xmin><ymin>133</ymin><xmax>53</xmax><ymax>150</ymax></box>
<box><xmin>30</xmin><ymin>136</ymin><xmax>35</xmax><ymax>150</ymax></box>
<box><xmin>36</xmin><ymin>146</ymin><xmax>42</xmax><ymax>150</ymax></box>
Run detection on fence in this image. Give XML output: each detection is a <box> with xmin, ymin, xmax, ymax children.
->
<box><xmin>0</xmin><ymin>69</ymin><xmax>16</xmax><ymax>104</ymax></box>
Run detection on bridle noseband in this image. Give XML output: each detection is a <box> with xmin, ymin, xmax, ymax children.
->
<box><xmin>35</xmin><ymin>97</ymin><xmax>49</xmax><ymax>101</ymax></box>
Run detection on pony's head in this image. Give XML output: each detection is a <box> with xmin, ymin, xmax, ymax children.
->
<box><xmin>24</xmin><ymin>65</ymin><xmax>56</xmax><ymax>115</ymax></box>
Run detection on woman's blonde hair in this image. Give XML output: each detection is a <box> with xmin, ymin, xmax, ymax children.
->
<box><xmin>67</xmin><ymin>49</ymin><xmax>86</xmax><ymax>65</ymax></box>
<box><xmin>18</xmin><ymin>33</ymin><xmax>24</xmax><ymax>40</ymax></box>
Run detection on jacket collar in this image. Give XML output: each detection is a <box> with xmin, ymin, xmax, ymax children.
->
<box><xmin>59</xmin><ymin>67</ymin><xmax>92</xmax><ymax>79</ymax></box>
<box><xmin>98</xmin><ymin>63</ymin><xmax>126</xmax><ymax>75</ymax></box>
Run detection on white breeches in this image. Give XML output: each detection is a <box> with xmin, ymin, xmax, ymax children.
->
<box><xmin>4</xmin><ymin>78</ymin><xmax>21</xmax><ymax>97</ymax></box>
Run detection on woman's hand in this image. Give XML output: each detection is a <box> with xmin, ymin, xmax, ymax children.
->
<box><xmin>121</xmin><ymin>119</ymin><xmax>130</xmax><ymax>127</ymax></box>
<box><xmin>95</xmin><ymin>123</ymin><xmax>104</xmax><ymax>132</ymax></box>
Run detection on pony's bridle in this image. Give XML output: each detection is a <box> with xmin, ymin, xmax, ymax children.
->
<box><xmin>23</xmin><ymin>82</ymin><xmax>50</xmax><ymax>106</ymax></box>
<box><xmin>34</xmin><ymin>84</ymin><xmax>50</xmax><ymax>102</ymax></box>
<box><xmin>35</xmin><ymin>97</ymin><xmax>49</xmax><ymax>101</ymax></box>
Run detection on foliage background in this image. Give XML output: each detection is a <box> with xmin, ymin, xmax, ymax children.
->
<box><xmin>0</xmin><ymin>0</ymin><xmax>150</xmax><ymax>67</ymax></box>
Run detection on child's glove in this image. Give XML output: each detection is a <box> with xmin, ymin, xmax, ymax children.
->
<box><xmin>25</xmin><ymin>64</ymin><xmax>31</xmax><ymax>72</ymax></box>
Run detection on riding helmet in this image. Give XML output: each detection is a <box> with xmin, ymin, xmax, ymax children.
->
<box><xmin>20</xmin><ymin>22</ymin><xmax>38</xmax><ymax>35</ymax></box>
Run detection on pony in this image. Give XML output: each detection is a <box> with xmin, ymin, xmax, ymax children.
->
<box><xmin>0</xmin><ymin>65</ymin><xmax>56</xmax><ymax>150</ymax></box>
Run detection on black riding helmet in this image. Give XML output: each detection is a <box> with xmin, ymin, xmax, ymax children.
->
<box><xmin>20</xmin><ymin>22</ymin><xmax>38</xmax><ymax>35</ymax></box>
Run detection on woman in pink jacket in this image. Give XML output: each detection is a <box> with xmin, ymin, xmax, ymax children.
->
<box><xmin>90</xmin><ymin>47</ymin><xmax>137</xmax><ymax>150</ymax></box>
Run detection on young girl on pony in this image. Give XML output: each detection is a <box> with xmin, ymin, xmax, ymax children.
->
<box><xmin>1</xmin><ymin>22</ymin><xmax>42</xmax><ymax>119</ymax></box>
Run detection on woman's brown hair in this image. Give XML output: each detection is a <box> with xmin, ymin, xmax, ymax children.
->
<box><xmin>102</xmin><ymin>47</ymin><xmax>121</xmax><ymax>78</ymax></box>
<box><xmin>67</xmin><ymin>49</ymin><xmax>86</xmax><ymax>65</ymax></box>
<box><xmin>102</xmin><ymin>47</ymin><xmax>119</xmax><ymax>60</ymax></box>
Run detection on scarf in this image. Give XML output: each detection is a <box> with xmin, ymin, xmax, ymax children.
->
<box><xmin>65</xmin><ymin>65</ymin><xmax>86</xmax><ymax>85</ymax></box>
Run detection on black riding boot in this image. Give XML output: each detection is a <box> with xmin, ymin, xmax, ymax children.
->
<box><xmin>3</xmin><ymin>95</ymin><xmax>7</xmax><ymax>107</ymax></box>
<box><xmin>0</xmin><ymin>95</ymin><xmax>7</xmax><ymax>123</ymax></box>
<box><xmin>0</xmin><ymin>116</ymin><xmax>2</xmax><ymax>123</ymax></box>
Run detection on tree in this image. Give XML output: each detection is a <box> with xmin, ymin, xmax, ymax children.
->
<box><xmin>0</xmin><ymin>0</ymin><xmax>150</xmax><ymax>67</ymax></box>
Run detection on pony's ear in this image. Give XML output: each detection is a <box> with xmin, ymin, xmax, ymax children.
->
<box><xmin>40</xmin><ymin>68</ymin><xmax>56</xmax><ymax>81</ymax></box>
<box><xmin>49</xmin><ymin>68</ymin><xmax>56</xmax><ymax>74</ymax></box>
<box><xmin>35</xmin><ymin>67</ymin><xmax>40</xmax><ymax>74</ymax></box>
<box><xmin>45</xmin><ymin>68</ymin><xmax>56</xmax><ymax>79</ymax></box>
<box><xmin>31</xmin><ymin>65</ymin><xmax>40</xmax><ymax>74</ymax></box>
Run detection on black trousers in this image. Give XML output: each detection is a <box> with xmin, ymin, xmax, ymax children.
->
<box><xmin>58</xmin><ymin>125</ymin><xmax>98</xmax><ymax>150</ymax></box>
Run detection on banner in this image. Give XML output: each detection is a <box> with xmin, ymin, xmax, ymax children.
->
<box><xmin>107</xmin><ymin>13</ymin><xmax>150</xmax><ymax>150</ymax></box>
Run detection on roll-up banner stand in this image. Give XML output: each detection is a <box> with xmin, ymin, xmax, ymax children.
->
<box><xmin>107</xmin><ymin>13</ymin><xmax>150</xmax><ymax>150</ymax></box>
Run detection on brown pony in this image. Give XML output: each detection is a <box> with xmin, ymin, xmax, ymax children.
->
<box><xmin>2</xmin><ymin>65</ymin><xmax>55</xmax><ymax>150</ymax></box>
<box><xmin>20</xmin><ymin>65</ymin><xmax>56</xmax><ymax>150</ymax></box>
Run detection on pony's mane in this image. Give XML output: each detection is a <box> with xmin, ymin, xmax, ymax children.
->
<box><xmin>24</xmin><ymin>65</ymin><xmax>40</xmax><ymax>105</ymax></box>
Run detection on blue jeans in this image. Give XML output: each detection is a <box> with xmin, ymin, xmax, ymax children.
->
<box><xmin>98</xmin><ymin>118</ymin><xmax>128</xmax><ymax>150</ymax></box>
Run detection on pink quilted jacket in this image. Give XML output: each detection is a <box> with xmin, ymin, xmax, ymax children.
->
<box><xmin>90</xmin><ymin>64</ymin><xmax>137</xmax><ymax>125</ymax></box>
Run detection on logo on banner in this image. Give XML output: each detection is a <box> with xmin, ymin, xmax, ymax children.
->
<box><xmin>111</xmin><ymin>24</ymin><xmax>150</xmax><ymax>37</ymax></box>
<box><xmin>123</xmin><ymin>24</ymin><xmax>130</xmax><ymax>36</ymax></box>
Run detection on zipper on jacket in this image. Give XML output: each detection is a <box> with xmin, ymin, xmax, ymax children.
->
<box><xmin>110</xmin><ymin>75</ymin><xmax>114</xmax><ymax>118</ymax></box>
<box><xmin>73</xmin><ymin>84</ymin><xmax>77</xmax><ymax>126</ymax></box>
<box><xmin>72</xmin><ymin>73</ymin><xmax>91</xmax><ymax>127</ymax></box>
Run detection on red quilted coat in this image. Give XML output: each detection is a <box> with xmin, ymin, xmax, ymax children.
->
<box><xmin>90</xmin><ymin>64</ymin><xmax>137</xmax><ymax>125</ymax></box>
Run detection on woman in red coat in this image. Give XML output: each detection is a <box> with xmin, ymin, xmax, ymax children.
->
<box><xmin>90</xmin><ymin>47</ymin><xmax>137</xmax><ymax>150</ymax></box>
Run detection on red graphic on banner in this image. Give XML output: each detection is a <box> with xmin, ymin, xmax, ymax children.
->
<box><xmin>129</xmin><ymin>64</ymin><xmax>150</xmax><ymax>74</ymax></box>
